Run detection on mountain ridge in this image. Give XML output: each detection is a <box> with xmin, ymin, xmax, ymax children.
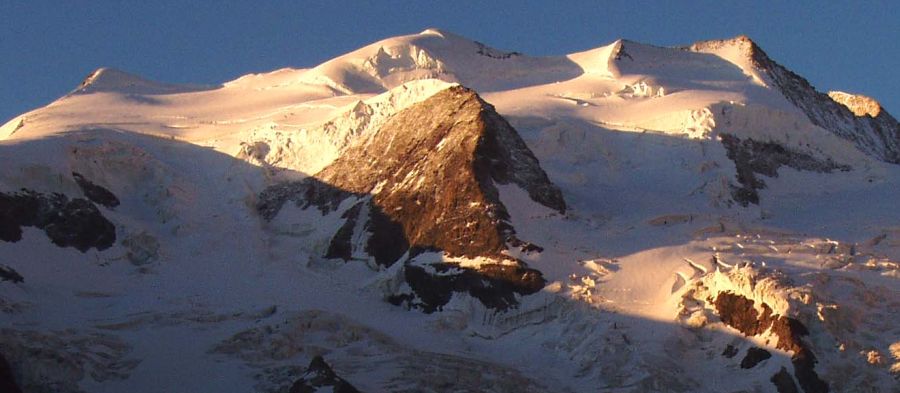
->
<box><xmin>1</xmin><ymin>29</ymin><xmax>898</xmax><ymax>393</ymax></box>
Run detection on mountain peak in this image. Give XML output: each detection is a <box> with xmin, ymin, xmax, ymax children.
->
<box><xmin>688</xmin><ymin>35</ymin><xmax>764</xmax><ymax>62</ymax></box>
<box><xmin>418</xmin><ymin>27</ymin><xmax>450</xmax><ymax>38</ymax></box>
<box><xmin>74</xmin><ymin>67</ymin><xmax>212</xmax><ymax>95</ymax></box>
<box><xmin>259</xmin><ymin>84</ymin><xmax>565</xmax><ymax>260</ymax></box>
<box><xmin>76</xmin><ymin>67</ymin><xmax>145</xmax><ymax>92</ymax></box>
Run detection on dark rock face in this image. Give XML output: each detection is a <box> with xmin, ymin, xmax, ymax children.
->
<box><xmin>722</xmin><ymin>344</ymin><xmax>739</xmax><ymax>358</ymax></box>
<box><xmin>0</xmin><ymin>189</ymin><xmax>116</xmax><ymax>252</ymax></box>
<box><xmin>258</xmin><ymin>180</ymin><xmax>356</xmax><ymax>219</ymax></box>
<box><xmin>720</xmin><ymin>133</ymin><xmax>850</xmax><ymax>205</ymax></box>
<box><xmin>740</xmin><ymin>347</ymin><xmax>772</xmax><ymax>369</ymax></box>
<box><xmin>714</xmin><ymin>292</ymin><xmax>829</xmax><ymax>393</ymax></box>
<box><xmin>744</xmin><ymin>41</ymin><xmax>900</xmax><ymax>164</ymax></box>
<box><xmin>324</xmin><ymin>202</ymin><xmax>365</xmax><ymax>261</ymax></box>
<box><xmin>258</xmin><ymin>86</ymin><xmax>565</xmax><ymax>311</ymax></box>
<box><xmin>771</xmin><ymin>367</ymin><xmax>800</xmax><ymax>393</ymax></box>
<box><xmin>0</xmin><ymin>352</ymin><xmax>23</xmax><ymax>393</ymax></box>
<box><xmin>289</xmin><ymin>355</ymin><xmax>360</xmax><ymax>393</ymax></box>
<box><xmin>391</xmin><ymin>261</ymin><xmax>545</xmax><ymax>313</ymax></box>
<box><xmin>0</xmin><ymin>264</ymin><xmax>24</xmax><ymax>284</ymax></box>
<box><xmin>72</xmin><ymin>172</ymin><xmax>119</xmax><ymax>208</ymax></box>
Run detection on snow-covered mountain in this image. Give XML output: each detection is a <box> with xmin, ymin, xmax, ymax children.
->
<box><xmin>1</xmin><ymin>29</ymin><xmax>898</xmax><ymax>393</ymax></box>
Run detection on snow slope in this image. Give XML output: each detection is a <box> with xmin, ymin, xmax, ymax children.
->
<box><xmin>1</xmin><ymin>29</ymin><xmax>898</xmax><ymax>393</ymax></box>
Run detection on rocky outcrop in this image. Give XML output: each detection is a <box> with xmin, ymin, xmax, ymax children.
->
<box><xmin>740</xmin><ymin>347</ymin><xmax>772</xmax><ymax>369</ymax></box>
<box><xmin>722</xmin><ymin>344</ymin><xmax>739</xmax><ymax>358</ymax></box>
<box><xmin>72</xmin><ymin>172</ymin><xmax>119</xmax><ymax>208</ymax></box>
<box><xmin>690</xmin><ymin>36</ymin><xmax>900</xmax><ymax>163</ymax></box>
<box><xmin>0</xmin><ymin>329</ymin><xmax>138</xmax><ymax>393</ymax></box>
<box><xmin>390</xmin><ymin>262</ymin><xmax>545</xmax><ymax>313</ymax></box>
<box><xmin>311</xmin><ymin>85</ymin><xmax>565</xmax><ymax>260</ymax></box>
<box><xmin>828</xmin><ymin>91</ymin><xmax>882</xmax><ymax>117</ymax></box>
<box><xmin>771</xmin><ymin>367</ymin><xmax>800</xmax><ymax>393</ymax></box>
<box><xmin>289</xmin><ymin>356</ymin><xmax>360</xmax><ymax>393</ymax></box>
<box><xmin>720</xmin><ymin>133</ymin><xmax>850</xmax><ymax>205</ymax></box>
<box><xmin>0</xmin><ymin>264</ymin><xmax>23</xmax><ymax>284</ymax></box>
<box><xmin>0</xmin><ymin>352</ymin><xmax>22</xmax><ymax>393</ymax></box>
<box><xmin>258</xmin><ymin>86</ymin><xmax>564</xmax><ymax>310</ymax></box>
<box><xmin>745</xmin><ymin>40</ymin><xmax>900</xmax><ymax>164</ymax></box>
<box><xmin>0</xmin><ymin>189</ymin><xmax>116</xmax><ymax>252</ymax></box>
<box><xmin>714</xmin><ymin>292</ymin><xmax>828</xmax><ymax>393</ymax></box>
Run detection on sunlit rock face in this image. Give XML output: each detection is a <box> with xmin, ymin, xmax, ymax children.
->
<box><xmin>828</xmin><ymin>91</ymin><xmax>882</xmax><ymax>117</ymax></box>
<box><xmin>258</xmin><ymin>85</ymin><xmax>561</xmax><ymax>311</ymax></box>
<box><xmin>1</xmin><ymin>29</ymin><xmax>899</xmax><ymax>393</ymax></box>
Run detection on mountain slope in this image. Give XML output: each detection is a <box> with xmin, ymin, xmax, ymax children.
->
<box><xmin>1</xmin><ymin>30</ymin><xmax>898</xmax><ymax>393</ymax></box>
<box><xmin>691</xmin><ymin>36</ymin><xmax>900</xmax><ymax>164</ymax></box>
<box><xmin>258</xmin><ymin>85</ymin><xmax>564</xmax><ymax>311</ymax></box>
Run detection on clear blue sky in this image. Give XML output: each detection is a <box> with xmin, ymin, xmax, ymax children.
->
<box><xmin>2</xmin><ymin>1</ymin><xmax>898</xmax><ymax>123</ymax></box>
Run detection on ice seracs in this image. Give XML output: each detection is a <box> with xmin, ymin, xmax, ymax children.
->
<box><xmin>1</xmin><ymin>29</ymin><xmax>899</xmax><ymax>393</ymax></box>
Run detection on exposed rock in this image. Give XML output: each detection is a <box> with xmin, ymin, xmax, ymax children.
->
<box><xmin>0</xmin><ymin>264</ymin><xmax>23</xmax><ymax>283</ymax></box>
<box><xmin>258</xmin><ymin>86</ymin><xmax>564</xmax><ymax>310</ymax></box>
<box><xmin>72</xmin><ymin>172</ymin><xmax>119</xmax><ymax>208</ymax></box>
<box><xmin>690</xmin><ymin>36</ymin><xmax>900</xmax><ymax>163</ymax></box>
<box><xmin>0</xmin><ymin>189</ymin><xmax>116</xmax><ymax>252</ymax></box>
<box><xmin>771</xmin><ymin>367</ymin><xmax>800</xmax><ymax>393</ymax></box>
<box><xmin>257</xmin><ymin>179</ymin><xmax>356</xmax><ymax>219</ymax></box>
<box><xmin>212</xmin><ymin>311</ymin><xmax>555</xmax><ymax>393</ymax></box>
<box><xmin>714</xmin><ymin>292</ymin><xmax>829</xmax><ymax>392</ymax></box>
<box><xmin>719</xmin><ymin>133</ymin><xmax>850</xmax><ymax>205</ymax></box>
<box><xmin>714</xmin><ymin>291</ymin><xmax>772</xmax><ymax>335</ymax></box>
<box><xmin>259</xmin><ymin>86</ymin><xmax>564</xmax><ymax>261</ymax></box>
<box><xmin>312</xmin><ymin>85</ymin><xmax>565</xmax><ymax>261</ymax></box>
<box><xmin>722</xmin><ymin>344</ymin><xmax>739</xmax><ymax>358</ymax></box>
<box><xmin>392</xmin><ymin>261</ymin><xmax>545</xmax><ymax>313</ymax></box>
<box><xmin>0</xmin><ymin>352</ymin><xmax>23</xmax><ymax>393</ymax></box>
<box><xmin>121</xmin><ymin>232</ymin><xmax>160</xmax><ymax>265</ymax></box>
<box><xmin>324</xmin><ymin>202</ymin><xmax>365</xmax><ymax>261</ymax></box>
<box><xmin>0</xmin><ymin>329</ymin><xmax>139</xmax><ymax>393</ymax></box>
<box><xmin>740</xmin><ymin>347</ymin><xmax>772</xmax><ymax>369</ymax></box>
<box><xmin>289</xmin><ymin>355</ymin><xmax>360</xmax><ymax>393</ymax></box>
<box><xmin>744</xmin><ymin>40</ymin><xmax>900</xmax><ymax>164</ymax></box>
<box><xmin>828</xmin><ymin>91</ymin><xmax>882</xmax><ymax>118</ymax></box>
<box><xmin>474</xmin><ymin>40</ymin><xmax>521</xmax><ymax>59</ymax></box>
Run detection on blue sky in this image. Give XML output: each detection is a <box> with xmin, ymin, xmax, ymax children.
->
<box><xmin>1</xmin><ymin>1</ymin><xmax>897</xmax><ymax>123</ymax></box>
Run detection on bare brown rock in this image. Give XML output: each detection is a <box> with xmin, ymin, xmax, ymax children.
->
<box><xmin>692</xmin><ymin>36</ymin><xmax>900</xmax><ymax>164</ymax></box>
<box><xmin>740</xmin><ymin>347</ymin><xmax>772</xmax><ymax>369</ymax></box>
<box><xmin>257</xmin><ymin>86</ymin><xmax>563</xmax><ymax>310</ymax></box>
<box><xmin>720</xmin><ymin>133</ymin><xmax>850</xmax><ymax>206</ymax></box>
<box><xmin>828</xmin><ymin>91</ymin><xmax>882</xmax><ymax>117</ymax></box>
<box><xmin>315</xmin><ymin>85</ymin><xmax>565</xmax><ymax>261</ymax></box>
<box><xmin>714</xmin><ymin>292</ymin><xmax>828</xmax><ymax>393</ymax></box>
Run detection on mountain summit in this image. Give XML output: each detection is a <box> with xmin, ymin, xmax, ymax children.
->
<box><xmin>1</xmin><ymin>30</ymin><xmax>898</xmax><ymax>393</ymax></box>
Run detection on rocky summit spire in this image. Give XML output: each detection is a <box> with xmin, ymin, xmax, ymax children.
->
<box><xmin>260</xmin><ymin>85</ymin><xmax>565</xmax><ymax>266</ymax></box>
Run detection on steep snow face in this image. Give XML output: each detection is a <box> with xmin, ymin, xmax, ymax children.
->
<box><xmin>237</xmin><ymin>79</ymin><xmax>455</xmax><ymax>176</ymax></box>
<box><xmin>2</xmin><ymin>68</ymin><xmax>453</xmax><ymax>178</ymax></box>
<box><xmin>2</xmin><ymin>30</ymin><xmax>900</xmax><ymax>393</ymax></box>
<box><xmin>692</xmin><ymin>37</ymin><xmax>900</xmax><ymax>164</ymax></box>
